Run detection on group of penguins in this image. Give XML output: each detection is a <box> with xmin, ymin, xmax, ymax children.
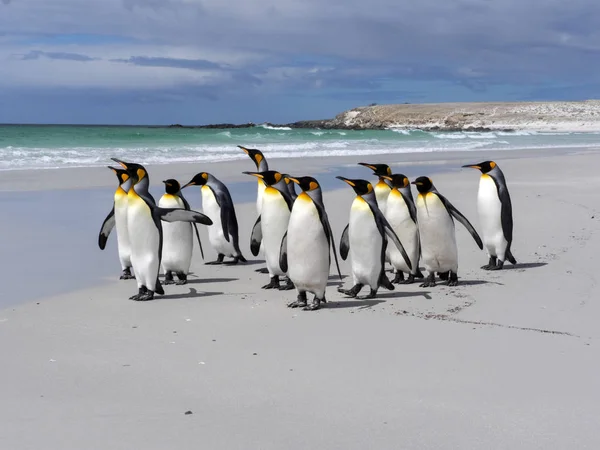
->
<box><xmin>99</xmin><ymin>145</ymin><xmax>516</xmax><ymax>311</ymax></box>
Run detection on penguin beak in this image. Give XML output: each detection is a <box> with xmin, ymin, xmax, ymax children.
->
<box><xmin>462</xmin><ymin>164</ymin><xmax>481</xmax><ymax>170</ymax></box>
<box><xmin>181</xmin><ymin>181</ymin><xmax>194</xmax><ymax>189</ymax></box>
<box><xmin>107</xmin><ymin>166</ymin><xmax>118</xmax><ymax>173</ymax></box>
<box><xmin>110</xmin><ymin>157</ymin><xmax>129</xmax><ymax>169</ymax></box>
<box><xmin>336</xmin><ymin>176</ymin><xmax>355</xmax><ymax>187</ymax></box>
<box><xmin>238</xmin><ymin>145</ymin><xmax>250</xmax><ymax>155</ymax></box>
<box><xmin>358</xmin><ymin>162</ymin><xmax>376</xmax><ymax>171</ymax></box>
<box><xmin>243</xmin><ymin>171</ymin><xmax>264</xmax><ymax>179</ymax></box>
<box><xmin>411</xmin><ymin>181</ymin><xmax>422</xmax><ymax>186</ymax></box>
<box><xmin>288</xmin><ymin>177</ymin><xmax>300</xmax><ymax>185</ymax></box>
<box><xmin>381</xmin><ymin>175</ymin><xmax>393</xmax><ymax>181</ymax></box>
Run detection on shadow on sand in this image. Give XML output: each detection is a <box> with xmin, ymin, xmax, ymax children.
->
<box><xmin>328</xmin><ymin>290</ymin><xmax>432</xmax><ymax>309</ymax></box>
<box><xmin>186</xmin><ymin>277</ymin><xmax>238</xmax><ymax>284</ymax></box>
<box><xmin>158</xmin><ymin>288</ymin><xmax>223</xmax><ymax>300</ymax></box>
<box><xmin>504</xmin><ymin>262</ymin><xmax>548</xmax><ymax>270</ymax></box>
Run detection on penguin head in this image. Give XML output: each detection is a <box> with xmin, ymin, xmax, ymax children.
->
<box><xmin>288</xmin><ymin>176</ymin><xmax>321</xmax><ymax>192</ymax></box>
<box><xmin>382</xmin><ymin>173</ymin><xmax>410</xmax><ymax>189</ymax></box>
<box><xmin>111</xmin><ymin>158</ymin><xmax>148</xmax><ymax>184</ymax></box>
<box><xmin>243</xmin><ymin>170</ymin><xmax>285</xmax><ymax>187</ymax></box>
<box><xmin>238</xmin><ymin>146</ymin><xmax>267</xmax><ymax>170</ymax></box>
<box><xmin>411</xmin><ymin>176</ymin><xmax>434</xmax><ymax>194</ymax></box>
<box><xmin>163</xmin><ymin>179</ymin><xmax>181</xmax><ymax>194</ymax></box>
<box><xmin>108</xmin><ymin>166</ymin><xmax>130</xmax><ymax>185</ymax></box>
<box><xmin>358</xmin><ymin>162</ymin><xmax>392</xmax><ymax>177</ymax></box>
<box><xmin>182</xmin><ymin>172</ymin><xmax>210</xmax><ymax>188</ymax></box>
<box><xmin>462</xmin><ymin>161</ymin><xmax>497</xmax><ymax>174</ymax></box>
<box><xmin>336</xmin><ymin>176</ymin><xmax>374</xmax><ymax>196</ymax></box>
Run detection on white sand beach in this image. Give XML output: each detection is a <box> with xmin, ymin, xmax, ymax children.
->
<box><xmin>1</xmin><ymin>148</ymin><xmax>600</xmax><ymax>449</ymax></box>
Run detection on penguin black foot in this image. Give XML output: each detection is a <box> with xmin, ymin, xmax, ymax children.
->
<box><xmin>287</xmin><ymin>292</ymin><xmax>308</xmax><ymax>308</ymax></box>
<box><xmin>206</xmin><ymin>254</ymin><xmax>225</xmax><ymax>265</ymax></box>
<box><xmin>415</xmin><ymin>269</ymin><xmax>425</xmax><ymax>279</ymax></box>
<box><xmin>447</xmin><ymin>272</ymin><xmax>459</xmax><ymax>287</ymax></box>
<box><xmin>437</xmin><ymin>271</ymin><xmax>449</xmax><ymax>281</ymax></box>
<box><xmin>120</xmin><ymin>268</ymin><xmax>135</xmax><ymax>280</ymax></box>
<box><xmin>397</xmin><ymin>273</ymin><xmax>416</xmax><ymax>285</ymax></box>
<box><xmin>360</xmin><ymin>289</ymin><xmax>378</xmax><ymax>299</ymax></box>
<box><xmin>163</xmin><ymin>271</ymin><xmax>175</xmax><ymax>285</ymax></box>
<box><xmin>262</xmin><ymin>276</ymin><xmax>280</xmax><ymax>290</ymax></box>
<box><xmin>135</xmin><ymin>291</ymin><xmax>155</xmax><ymax>301</ymax></box>
<box><xmin>420</xmin><ymin>273</ymin><xmax>437</xmax><ymax>288</ymax></box>
<box><xmin>380</xmin><ymin>275</ymin><xmax>395</xmax><ymax>291</ymax></box>
<box><xmin>175</xmin><ymin>272</ymin><xmax>187</xmax><ymax>285</ymax></box>
<box><xmin>255</xmin><ymin>267</ymin><xmax>269</xmax><ymax>273</ymax></box>
<box><xmin>481</xmin><ymin>256</ymin><xmax>498</xmax><ymax>270</ymax></box>
<box><xmin>392</xmin><ymin>271</ymin><xmax>405</xmax><ymax>284</ymax></box>
<box><xmin>338</xmin><ymin>283</ymin><xmax>363</xmax><ymax>298</ymax></box>
<box><xmin>303</xmin><ymin>297</ymin><xmax>323</xmax><ymax>311</ymax></box>
<box><xmin>279</xmin><ymin>278</ymin><xmax>295</xmax><ymax>291</ymax></box>
<box><xmin>129</xmin><ymin>286</ymin><xmax>148</xmax><ymax>300</ymax></box>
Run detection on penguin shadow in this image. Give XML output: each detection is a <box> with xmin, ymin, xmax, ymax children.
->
<box><xmin>186</xmin><ymin>277</ymin><xmax>238</xmax><ymax>284</ymax></box>
<box><xmin>503</xmin><ymin>262</ymin><xmax>548</xmax><ymax>271</ymax></box>
<box><xmin>328</xmin><ymin>290</ymin><xmax>432</xmax><ymax>309</ymax></box>
<box><xmin>456</xmin><ymin>280</ymin><xmax>501</xmax><ymax>286</ymax></box>
<box><xmin>327</xmin><ymin>274</ymin><xmax>348</xmax><ymax>287</ymax></box>
<box><xmin>239</xmin><ymin>260</ymin><xmax>266</xmax><ymax>267</ymax></box>
<box><xmin>375</xmin><ymin>290</ymin><xmax>433</xmax><ymax>300</ymax></box>
<box><xmin>158</xmin><ymin>288</ymin><xmax>223</xmax><ymax>300</ymax></box>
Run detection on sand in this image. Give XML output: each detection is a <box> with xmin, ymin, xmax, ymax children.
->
<box><xmin>1</xmin><ymin>148</ymin><xmax>600</xmax><ymax>449</ymax></box>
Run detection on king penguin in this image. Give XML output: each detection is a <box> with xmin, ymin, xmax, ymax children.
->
<box><xmin>98</xmin><ymin>166</ymin><xmax>134</xmax><ymax>280</ymax></box>
<box><xmin>109</xmin><ymin>158</ymin><xmax>212</xmax><ymax>301</ymax></box>
<box><xmin>337</xmin><ymin>177</ymin><xmax>412</xmax><ymax>298</ymax></box>
<box><xmin>244</xmin><ymin>170</ymin><xmax>294</xmax><ymax>290</ymax></box>
<box><xmin>159</xmin><ymin>179</ymin><xmax>204</xmax><ymax>285</ymax></box>
<box><xmin>279</xmin><ymin>176</ymin><xmax>342</xmax><ymax>311</ymax></box>
<box><xmin>381</xmin><ymin>173</ymin><xmax>424</xmax><ymax>284</ymax></box>
<box><xmin>357</xmin><ymin>162</ymin><xmax>393</xmax><ymax>214</ymax></box>
<box><xmin>182</xmin><ymin>172</ymin><xmax>246</xmax><ymax>265</ymax></box>
<box><xmin>462</xmin><ymin>161</ymin><xmax>517</xmax><ymax>270</ymax></box>
<box><xmin>412</xmin><ymin>176</ymin><xmax>483</xmax><ymax>287</ymax></box>
<box><xmin>239</xmin><ymin>145</ymin><xmax>270</xmax><ymax>273</ymax></box>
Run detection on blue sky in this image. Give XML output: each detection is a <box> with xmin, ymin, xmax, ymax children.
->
<box><xmin>0</xmin><ymin>0</ymin><xmax>598</xmax><ymax>125</ymax></box>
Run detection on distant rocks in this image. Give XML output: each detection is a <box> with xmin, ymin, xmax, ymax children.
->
<box><xmin>165</xmin><ymin>100</ymin><xmax>600</xmax><ymax>132</ymax></box>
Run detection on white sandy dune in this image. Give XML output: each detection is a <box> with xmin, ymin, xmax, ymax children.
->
<box><xmin>1</xmin><ymin>148</ymin><xmax>600</xmax><ymax>449</ymax></box>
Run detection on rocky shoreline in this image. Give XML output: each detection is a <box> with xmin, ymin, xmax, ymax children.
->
<box><xmin>166</xmin><ymin>100</ymin><xmax>600</xmax><ymax>132</ymax></box>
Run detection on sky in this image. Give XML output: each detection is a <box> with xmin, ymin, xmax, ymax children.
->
<box><xmin>1</xmin><ymin>0</ymin><xmax>599</xmax><ymax>125</ymax></box>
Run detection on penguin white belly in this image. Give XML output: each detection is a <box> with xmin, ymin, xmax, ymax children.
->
<box><xmin>386</xmin><ymin>191</ymin><xmax>420</xmax><ymax>274</ymax></box>
<box><xmin>201</xmin><ymin>186</ymin><xmax>236</xmax><ymax>257</ymax></box>
<box><xmin>127</xmin><ymin>195</ymin><xmax>160</xmax><ymax>291</ymax></box>
<box><xmin>114</xmin><ymin>191</ymin><xmax>131</xmax><ymax>270</ymax></box>
<box><xmin>261</xmin><ymin>188</ymin><xmax>290</xmax><ymax>277</ymax></box>
<box><xmin>417</xmin><ymin>193</ymin><xmax>458</xmax><ymax>273</ymax></box>
<box><xmin>478</xmin><ymin>175</ymin><xmax>507</xmax><ymax>259</ymax></box>
<box><xmin>349</xmin><ymin>198</ymin><xmax>382</xmax><ymax>290</ymax></box>
<box><xmin>159</xmin><ymin>194</ymin><xmax>193</xmax><ymax>273</ymax></box>
<box><xmin>375</xmin><ymin>184</ymin><xmax>390</xmax><ymax>216</ymax></box>
<box><xmin>287</xmin><ymin>195</ymin><xmax>329</xmax><ymax>297</ymax></box>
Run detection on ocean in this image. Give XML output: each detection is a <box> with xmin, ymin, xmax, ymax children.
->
<box><xmin>1</xmin><ymin>124</ymin><xmax>599</xmax><ymax>171</ymax></box>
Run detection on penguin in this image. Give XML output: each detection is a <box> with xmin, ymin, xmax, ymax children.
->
<box><xmin>358</xmin><ymin>162</ymin><xmax>393</xmax><ymax>214</ymax></box>
<box><xmin>239</xmin><ymin>145</ymin><xmax>270</xmax><ymax>274</ymax></box>
<box><xmin>462</xmin><ymin>161</ymin><xmax>517</xmax><ymax>270</ymax></box>
<box><xmin>182</xmin><ymin>172</ymin><xmax>246</xmax><ymax>265</ymax></box>
<box><xmin>412</xmin><ymin>176</ymin><xmax>483</xmax><ymax>287</ymax></box>
<box><xmin>336</xmin><ymin>177</ymin><xmax>412</xmax><ymax>298</ymax></box>
<box><xmin>244</xmin><ymin>170</ymin><xmax>294</xmax><ymax>290</ymax></box>
<box><xmin>159</xmin><ymin>179</ymin><xmax>204</xmax><ymax>285</ymax></box>
<box><xmin>239</xmin><ymin>145</ymin><xmax>269</xmax><ymax>214</ymax></box>
<box><xmin>98</xmin><ymin>166</ymin><xmax>134</xmax><ymax>280</ymax></box>
<box><xmin>279</xmin><ymin>176</ymin><xmax>342</xmax><ymax>311</ymax></box>
<box><xmin>282</xmin><ymin>173</ymin><xmax>298</xmax><ymax>202</ymax></box>
<box><xmin>109</xmin><ymin>158</ymin><xmax>212</xmax><ymax>301</ymax></box>
<box><xmin>380</xmin><ymin>173</ymin><xmax>424</xmax><ymax>284</ymax></box>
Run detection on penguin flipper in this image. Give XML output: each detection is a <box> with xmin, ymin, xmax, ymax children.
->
<box><xmin>250</xmin><ymin>216</ymin><xmax>263</xmax><ymax>257</ymax></box>
<box><xmin>498</xmin><ymin>183</ymin><xmax>514</xmax><ymax>245</ymax></box>
<box><xmin>438</xmin><ymin>195</ymin><xmax>483</xmax><ymax>249</ymax></box>
<box><xmin>205</xmin><ymin>185</ymin><xmax>231</xmax><ymax>242</ymax></box>
<box><xmin>340</xmin><ymin>224</ymin><xmax>350</xmax><ymax>261</ymax></box>
<box><xmin>180</xmin><ymin>193</ymin><xmax>205</xmax><ymax>259</ymax></box>
<box><xmin>279</xmin><ymin>231</ymin><xmax>288</xmax><ymax>273</ymax></box>
<box><xmin>98</xmin><ymin>206</ymin><xmax>116</xmax><ymax>250</ymax></box>
<box><xmin>156</xmin><ymin>207</ymin><xmax>213</xmax><ymax>225</ymax></box>
<box><xmin>369</xmin><ymin>203</ymin><xmax>412</xmax><ymax>271</ymax></box>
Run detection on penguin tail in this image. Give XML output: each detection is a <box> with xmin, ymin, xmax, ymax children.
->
<box><xmin>506</xmin><ymin>249</ymin><xmax>517</xmax><ymax>265</ymax></box>
<box><xmin>155</xmin><ymin>279</ymin><xmax>165</xmax><ymax>295</ymax></box>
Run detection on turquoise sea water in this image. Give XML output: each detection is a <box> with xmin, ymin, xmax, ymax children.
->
<box><xmin>1</xmin><ymin>124</ymin><xmax>599</xmax><ymax>170</ymax></box>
